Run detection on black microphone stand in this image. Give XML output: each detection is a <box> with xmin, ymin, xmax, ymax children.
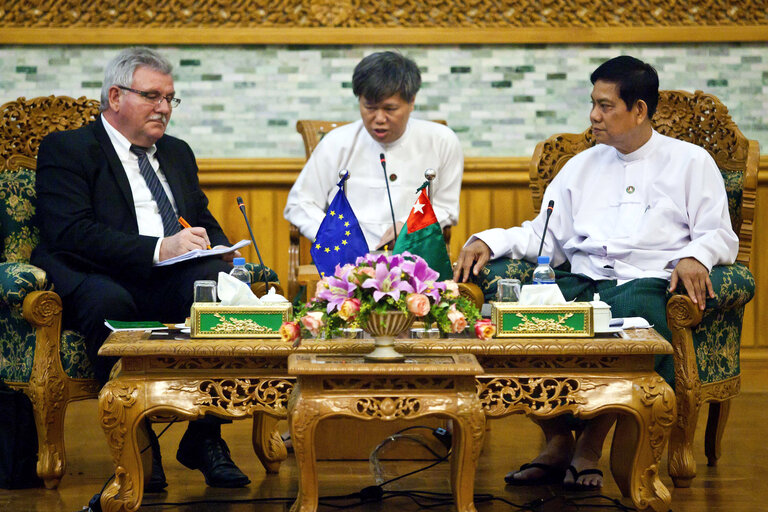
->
<box><xmin>537</xmin><ymin>200</ymin><xmax>555</xmax><ymax>258</ymax></box>
<box><xmin>236</xmin><ymin>196</ymin><xmax>270</xmax><ymax>292</ymax></box>
<box><xmin>379</xmin><ymin>153</ymin><xmax>399</xmax><ymax>248</ymax></box>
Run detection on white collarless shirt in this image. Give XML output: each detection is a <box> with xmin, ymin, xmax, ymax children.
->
<box><xmin>472</xmin><ymin>130</ymin><xmax>738</xmax><ymax>283</ymax></box>
<box><xmin>284</xmin><ymin>118</ymin><xmax>464</xmax><ymax>250</ymax></box>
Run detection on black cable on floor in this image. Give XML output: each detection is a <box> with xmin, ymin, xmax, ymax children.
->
<box><xmin>135</xmin><ymin>424</ymin><xmax>641</xmax><ymax>512</ymax></box>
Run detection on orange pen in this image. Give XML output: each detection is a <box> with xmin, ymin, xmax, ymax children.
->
<box><xmin>178</xmin><ymin>216</ymin><xmax>211</xmax><ymax>249</ymax></box>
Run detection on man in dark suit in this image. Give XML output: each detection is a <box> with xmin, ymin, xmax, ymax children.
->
<box><xmin>32</xmin><ymin>48</ymin><xmax>250</xmax><ymax>490</ymax></box>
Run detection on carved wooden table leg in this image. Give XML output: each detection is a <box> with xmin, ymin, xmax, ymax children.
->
<box><xmin>609</xmin><ymin>376</ymin><xmax>675</xmax><ymax>512</ymax></box>
<box><xmin>477</xmin><ymin>371</ymin><xmax>674</xmax><ymax>512</ymax></box>
<box><xmin>98</xmin><ymin>379</ymin><xmax>147</xmax><ymax>512</ymax></box>
<box><xmin>288</xmin><ymin>389</ymin><xmax>322</xmax><ymax>512</ymax></box>
<box><xmin>449</xmin><ymin>392</ymin><xmax>486</xmax><ymax>512</ymax></box>
<box><xmin>287</xmin><ymin>354</ymin><xmax>485</xmax><ymax>512</ymax></box>
<box><xmin>252</xmin><ymin>412</ymin><xmax>287</xmax><ymax>473</ymax></box>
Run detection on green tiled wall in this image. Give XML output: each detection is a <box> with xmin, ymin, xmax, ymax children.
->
<box><xmin>0</xmin><ymin>44</ymin><xmax>765</xmax><ymax>158</ymax></box>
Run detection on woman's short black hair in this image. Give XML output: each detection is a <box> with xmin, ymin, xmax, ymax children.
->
<box><xmin>590</xmin><ymin>55</ymin><xmax>659</xmax><ymax>118</ymax></box>
<box><xmin>352</xmin><ymin>51</ymin><xmax>421</xmax><ymax>103</ymax></box>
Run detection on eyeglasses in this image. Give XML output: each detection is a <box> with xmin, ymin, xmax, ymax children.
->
<box><xmin>117</xmin><ymin>85</ymin><xmax>181</xmax><ymax>108</ymax></box>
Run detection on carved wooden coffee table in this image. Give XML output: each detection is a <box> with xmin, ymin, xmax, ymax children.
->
<box><xmin>287</xmin><ymin>353</ymin><xmax>486</xmax><ymax>512</ymax></box>
<box><xmin>97</xmin><ymin>329</ymin><xmax>674</xmax><ymax>512</ymax></box>
<box><xmin>96</xmin><ymin>331</ymin><xmax>372</xmax><ymax>512</ymax></box>
<box><xmin>397</xmin><ymin>329</ymin><xmax>676</xmax><ymax>512</ymax></box>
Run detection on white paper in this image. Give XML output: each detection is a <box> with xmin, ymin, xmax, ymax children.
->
<box><xmin>609</xmin><ymin>317</ymin><xmax>652</xmax><ymax>329</ymax></box>
<box><xmin>154</xmin><ymin>239</ymin><xmax>251</xmax><ymax>267</ymax></box>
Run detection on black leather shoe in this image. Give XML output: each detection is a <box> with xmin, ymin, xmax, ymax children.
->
<box><xmin>176</xmin><ymin>429</ymin><xmax>250</xmax><ymax>488</ymax></box>
<box><xmin>144</xmin><ymin>423</ymin><xmax>167</xmax><ymax>492</ymax></box>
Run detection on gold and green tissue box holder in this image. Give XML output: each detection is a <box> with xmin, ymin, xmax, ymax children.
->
<box><xmin>491</xmin><ymin>301</ymin><xmax>594</xmax><ymax>337</ymax></box>
<box><xmin>190</xmin><ymin>302</ymin><xmax>292</xmax><ymax>338</ymax></box>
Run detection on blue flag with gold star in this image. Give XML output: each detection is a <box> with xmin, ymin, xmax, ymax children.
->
<box><xmin>311</xmin><ymin>173</ymin><xmax>368</xmax><ymax>277</ymax></box>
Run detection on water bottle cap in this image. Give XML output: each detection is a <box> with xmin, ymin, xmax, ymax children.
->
<box><xmin>537</xmin><ymin>256</ymin><xmax>550</xmax><ymax>264</ymax></box>
<box><xmin>233</xmin><ymin>257</ymin><xmax>246</xmax><ymax>266</ymax></box>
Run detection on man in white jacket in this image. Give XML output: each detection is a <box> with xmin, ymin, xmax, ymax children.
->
<box><xmin>455</xmin><ymin>56</ymin><xmax>737</xmax><ymax>491</ymax></box>
<box><xmin>284</xmin><ymin>51</ymin><xmax>463</xmax><ymax>251</ymax></box>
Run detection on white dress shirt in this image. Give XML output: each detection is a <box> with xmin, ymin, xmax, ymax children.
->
<box><xmin>472</xmin><ymin>130</ymin><xmax>738</xmax><ymax>283</ymax></box>
<box><xmin>284</xmin><ymin>118</ymin><xmax>464</xmax><ymax>250</ymax></box>
<box><xmin>102</xmin><ymin>114</ymin><xmax>178</xmax><ymax>262</ymax></box>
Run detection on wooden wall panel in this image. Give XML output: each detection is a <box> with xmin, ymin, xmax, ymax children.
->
<box><xmin>740</xmin><ymin>177</ymin><xmax>768</xmax><ymax>350</ymax></box>
<box><xmin>198</xmin><ymin>156</ymin><xmax>767</xmax><ymax>352</ymax></box>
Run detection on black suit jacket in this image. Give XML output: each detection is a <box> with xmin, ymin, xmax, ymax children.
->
<box><xmin>31</xmin><ymin>116</ymin><xmax>229</xmax><ymax>297</ymax></box>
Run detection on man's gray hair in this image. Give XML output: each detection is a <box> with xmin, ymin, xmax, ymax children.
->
<box><xmin>100</xmin><ymin>47</ymin><xmax>173</xmax><ymax>112</ymax></box>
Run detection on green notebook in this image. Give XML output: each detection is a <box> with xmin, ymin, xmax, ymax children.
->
<box><xmin>104</xmin><ymin>320</ymin><xmax>168</xmax><ymax>331</ymax></box>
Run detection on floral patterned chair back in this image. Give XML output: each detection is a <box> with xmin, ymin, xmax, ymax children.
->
<box><xmin>522</xmin><ymin>90</ymin><xmax>758</xmax><ymax>488</ymax></box>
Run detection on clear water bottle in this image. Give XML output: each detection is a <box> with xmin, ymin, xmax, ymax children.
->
<box><xmin>229</xmin><ymin>257</ymin><xmax>251</xmax><ymax>284</ymax></box>
<box><xmin>532</xmin><ymin>256</ymin><xmax>556</xmax><ymax>284</ymax></box>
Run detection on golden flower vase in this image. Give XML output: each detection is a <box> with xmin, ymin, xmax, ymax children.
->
<box><xmin>361</xmin><ymin>310</ymin><xmax>415</xmax><ymax>362</ymax></box>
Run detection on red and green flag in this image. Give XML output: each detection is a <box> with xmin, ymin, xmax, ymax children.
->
<box><xmin>393</xmin><ymin>183</ymin><xmax>453</xmax><ymax>280</ymax></box>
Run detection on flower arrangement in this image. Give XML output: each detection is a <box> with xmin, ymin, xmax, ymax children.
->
<box><xmin>280</xmin><ymin>252</ymin><xmax>494</xmax><ymax>344</ymax></box>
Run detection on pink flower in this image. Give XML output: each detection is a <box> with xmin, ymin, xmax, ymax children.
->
<box><xmin>338</xmin><ymin>298</ymin><xmax>361</xmax><ymax>321</ymax></box>
<box><xmin>361</xmin><ymin>262</ymin><xmax>413</xmax><ymax>302</ymax></box>
<box><xmin>355</xmin><ymin>266</ymin><xmax>376</xmax><ymax>283</ymax></box>
<box><xmin>444</xmin><ymin>280</ymin><xmax>460</xmax><ymax>298</ymax></box>
<box><xmin>474</xmin><ymin>319</ymin><xmax>496</xmax><ymax>340</ymax></box>
<box><xmin>315</xmin><ymin>277</ymin><xmax>330</xmax><ymax>297</ymax></box>
<box><xmin>405</xmin><ymin>293</ymin><xmax>430</xmax><ymax>317</ymax></box>
<box><xmin>279</xmin><ymin>321</ymin><xmax>301</xmax><ymax>344</ymax></box>
<box><xmin>339</xmin><ymin>263</ymin><xmax>355</xmax><ymax>278</ymax></box>
<box><xmin>300</xmin><ymin>311</ymin><xmax>325</xmax><ymax>337</ymax></box>
<box><xmin>447</xmin><ymin>304</ymin><xmax>467</xmax><ymax>333</ymax></box>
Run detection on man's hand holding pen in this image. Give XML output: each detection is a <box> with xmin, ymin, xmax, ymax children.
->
<box><xmin>158</xmin><ymin>216</ymin><xmax>241</xmax><ymax>263</ymax></box>
<box><xmin>178</xmin><ymin>216</ymin><xmax>211</xmax><ymax>249</ymax></box>
<box><xmin>159</xmin><ymin>226</ymin><xmax>211</xmax><ymax>261</ymax></box>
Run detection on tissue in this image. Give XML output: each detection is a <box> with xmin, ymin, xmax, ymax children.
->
<box><xmin>260</xmin><ymin>287</ymin><xmax>289</xmax><ymax>303</ymax></box>
<box><xmin>217</xmin><ymin>272</ymin><xmax>263</xmax><ymax>306</ymax></box>
<box><xmin>518</xmin><ymin>283</ymin><xmax>566</xmax><ymax>305</ymax></box>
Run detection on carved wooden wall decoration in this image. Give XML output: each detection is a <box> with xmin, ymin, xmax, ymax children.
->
<box><xmin>3</xmin><ymin>0</ymin><xmax>766</xmax><ymax>28</ymax></box>
<box><xmin>1</xmin><ymin>1</ymin><xmax>766</xmax><ymax>43</ymax></box>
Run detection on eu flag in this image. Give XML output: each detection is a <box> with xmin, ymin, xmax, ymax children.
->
<box><xmin>311</xmin><ymin>173</ymin><xmax>368</xmax><ymax>277</ymax></box>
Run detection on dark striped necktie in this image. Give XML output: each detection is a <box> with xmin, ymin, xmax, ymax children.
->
<box><xmin>129</xmin><ymin>145</ymin><xmax>180</xmax><ymax>237</ymax></box>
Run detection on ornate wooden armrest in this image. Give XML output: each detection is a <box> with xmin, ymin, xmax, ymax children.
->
<box><xmin>458</xmin><ymin>282</ymin><xmax>484</xmax><ymax>309</ymax></box>
<box><xmin>666</xmin><ymin>294</ymin><xmax>704</xmax><ymax>331</ymax></box>
<box><xmin>22</xmin><ymin>289</ymin><xmax>63</xmax><ymax>329</ymax></box>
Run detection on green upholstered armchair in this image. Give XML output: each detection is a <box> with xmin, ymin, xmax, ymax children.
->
<box><xmin>478</xmin><ymin>90</ymin><xmax>757</xmax><ymax>488</ymax></box>
<box><xmin>0</xmin><ymin>152</ymin><xmax>99</xmax><ymax>489</ymax></box>
<box><xmin>0</xmin><ymin>96</ymin><xmax>280</xmax><ymax>488</ymax></box>
<box><xmin>0</xmin><ymin>96</ymin><xmax>102</xmax><ymax>489</ymax></box>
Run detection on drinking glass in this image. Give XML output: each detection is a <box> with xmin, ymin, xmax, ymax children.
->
<box><xmin>193</xmin><ymin>280</ymin><xmax>217</xmax><ymax>303</ymax></box>
<box><xmin>496</xmin><ymin>278</ymin><xmax>521</xmax><ymax>302</ymax></box>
